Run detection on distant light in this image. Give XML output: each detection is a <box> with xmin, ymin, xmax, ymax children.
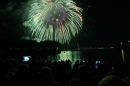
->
<box><xmin>128</xmin><ymin>40</ymin><xmax>130</xmax><ymax>42</ymax></box>
<box><xmin>110</xmin><ymin>47</ymin><xmax>114</xmax><ymax>48</ymax></box>
<box><xmin>88</xmin><ymin>6</ymin><xmax>90</xmax><ymax>7</ymax></box>
<box><xmin>120</xmin><ymin>42</ymin><xmax>123</xmax><ymax>44</ymax></box>
<box><xmin>98</xmin><ymin>48</ymin><xmax>100</xmax><ymax>49</ymax></box>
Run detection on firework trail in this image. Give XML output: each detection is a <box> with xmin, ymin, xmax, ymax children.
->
<box><xmin>25</xmin><ymin>0</ymin><xmax>82</xmax><ymax>44</ymax></box>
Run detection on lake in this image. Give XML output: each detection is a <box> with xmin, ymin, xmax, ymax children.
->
<box><xmin>48</xmin><ymin>49</ymin><xmax>129</xmax><ymax>66</ymax></box>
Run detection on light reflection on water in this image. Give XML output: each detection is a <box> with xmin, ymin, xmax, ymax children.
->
<box><xmin>48</xmin><ymin>51</ymin><xmax>81</xmax><ymax>65</ymax></box>
<box><xmin>48</xmin><ymin>49</ymin><xmax>127</xmax><ymax>65</ymax></box>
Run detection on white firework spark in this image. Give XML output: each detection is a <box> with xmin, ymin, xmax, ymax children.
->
<box><xmin>26</xmin><ymin>0</ymin><xmax>82</xmax><ymax>44</ymax></box>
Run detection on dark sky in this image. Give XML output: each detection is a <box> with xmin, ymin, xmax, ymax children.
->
<box><xmin>0</xmin><ymin>0</ymin><xmax>130</xmax><ymax>48</ymax></box>
<box><xmin>73</xmin><ymin>0</ymin><xmax>130</xmax><ymax>47</ymax></box>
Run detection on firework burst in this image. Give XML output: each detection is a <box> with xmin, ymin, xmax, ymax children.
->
<box><xmin>26</xmin><ymin>0</ymin><xmax>82</xmax><ymax>44</ymax></box>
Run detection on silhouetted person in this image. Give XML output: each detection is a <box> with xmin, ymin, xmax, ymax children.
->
<box><xmin>0</xmin><ymin>60</ymin><xmax>11</xmax><ymax>86</ymax></box>
<box><xmin>91</xmin><ymin>63</ymin><xmax>109</xmax><ymax>86</ymax></box>
<box><xmin>54</xmin><ymin>63</ymin><xmax>70</xmax><ymax>86</ymax></box>
<box><xmin>107</xmin><ymin>61</ymin><xmax>125</xmax><ymax>78</ymax></box>
<box><xmin>72</xmin><ymin>60</ymin><xmax>80</xmax><ymax>78</ymax></box>
<box><xmin>78</xmin><ymin>65</ymin><xmax>90</xmax><ymax>86</ymax></box>
<box><xmin>107</xmin><ymin>60</ymin><xmax>113</xmax><ymax>72</ymax></box>
<box><xmin>15</xmin><ymin>64</ymin><xmax>29</xmax><ymax>86</ymax></box>
<box><xmin>69</xmin><ymin>78</ymin><xmax>82</xmax><ymax>86</ymax></box>
<box><xmin>124</xmin><ymin>66</ymin><xmax>130</xmax><ymax>83</ymax></box>
<box><xmin>38</xmin><ymin>67</ymin><xmax>59</xmax><ymax>86</ymax></box>
<box><xmin>97</xmin><ymin>75</ymin><xmax>130</xmax><ymax>86</ymax></box>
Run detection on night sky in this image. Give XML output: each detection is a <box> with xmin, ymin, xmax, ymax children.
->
<box><xmin>74</xmin><ymin>0</ymin><xmax>130</xmax><ymax>47</ymax></box>
<box><xmin>0</xmin><ymin>0</ymin><xmax>130</xmax><ymax>48</ymax></box>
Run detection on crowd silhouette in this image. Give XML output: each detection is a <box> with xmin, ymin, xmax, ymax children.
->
<box><xmin>0</xmin><ymin>39</ymin><xmax>130</xmax><ymax>86</ymax></box>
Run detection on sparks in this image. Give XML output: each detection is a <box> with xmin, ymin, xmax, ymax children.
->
<box><xmin>25</xmin><ymin>0</ymin><xmax>83</xmax><ymax>44</ymax></box>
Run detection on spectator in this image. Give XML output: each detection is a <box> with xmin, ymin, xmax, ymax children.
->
<box><xmin>69</xmin><ymin>78</ymin><xmax>82</xmax><ymax>86</ymax></box>
<box><xmin>78</xmin><ymin>65</ymin><xmax>90</xmax><ymax>86</ymax></box>
<box><xmin>91</xmin><ymin>63</ymin><xmax>109</xmax><ymax>86</ymax></box>
<box><xmin>97</xmin><ymin>75</ymin><xmax>130</xmax><ymax>86</ymax></box>
<box><xmin>38</xmin><ymin>67</ymin><xmax>59</xmax><ymax>86</ymax></box>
